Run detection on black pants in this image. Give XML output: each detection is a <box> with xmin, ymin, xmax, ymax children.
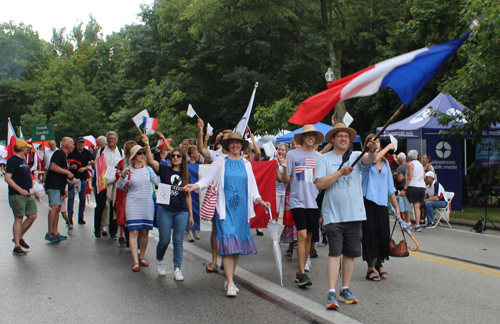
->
<box><xmin>93</xmin><ymin>189</ymin><xmax>117</xmax><ymax>236</ymax></box>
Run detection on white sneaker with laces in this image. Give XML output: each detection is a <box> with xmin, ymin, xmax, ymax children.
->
<box><xmin>194</xmin><ymin>231</ymin><xmax>201</xmax><ymax>240</ymax></box>
<box><xmin>226</xmin><ymin>282</ymin><xmax>237</xmax><ymax>297</ymax></box>
<box><xmin>305</xmin><ymin>256</ymin><xmax>311</xmax><ymax>272</ymax></box>
<box><xmin>224</xmin><ymin>281</ymin><xmax>240</xmax><ymax>292</ymax></box>
<box><xmin>156</xmin><ymin>260</ymin><xmax>167</xmax><ymax>276</ymax></box>
<box><xmin>174</xmin><ymin>268</ymin><xmax>184</xmax><ymax>281</ymax></box>
<box><xmin>188</xmin><ymin>233</ymin><xmax>195</xmax><ymax>242</ymax></box>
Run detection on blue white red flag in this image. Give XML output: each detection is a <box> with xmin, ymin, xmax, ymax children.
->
<box><xmin>142</xmin><ymin>117</ymin><xmax>159</xmax><ymax>131</ymax></box>
<box><xmin>289</xmin><ymin>33</ymin><xmax>470</xmax><ymax>125</ymax></box>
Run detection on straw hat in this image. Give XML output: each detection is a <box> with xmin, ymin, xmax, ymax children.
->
<box><xmin>221</xmin><ymin>132</ymin><xmax>249</xmax><ymax>151</ymax></box>
<box><xmin>293</xmin><ymin>124</ymin><xmax>324</xmax><ymax>145</ymax></box>
<box><xmin>129</xmin><ymin>145</ymin><xmax>145</xmax><ymax>162</ymax></box>
<box><xmin>325</xmin><ymin>122</ymin><xmax>357</xmax><ymax>143</ymax></box>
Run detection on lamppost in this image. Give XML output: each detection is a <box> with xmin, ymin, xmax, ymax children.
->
<box><xmin>325</xmin><ymin>67</ymin><xmax>334</xmax><ymax>83</ymax></box>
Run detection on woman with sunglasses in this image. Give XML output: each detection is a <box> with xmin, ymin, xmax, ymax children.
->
<box><xmin>142</xmin><ymin>135</ymin><xmax>194</xmax><ymax>280</ymax></box>
<box><xmin>183</xmin><ymin>132</ymin><xmax>271</xmax><ymax>297</ymax></box>
<box><xmin>117</xmin><ymin>145</ymin><xmax>160</xmax><ymax>272</ymax></box>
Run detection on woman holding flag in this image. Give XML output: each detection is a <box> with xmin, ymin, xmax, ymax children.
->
<box><xmin>141</xmin><ymin>134</ymin><xmax>194</xmax><ymax>281</ymax></box>
<box><xmin>183</xmin><ymin>132</ymin><xmax>271</xmax><ymax>297</ymax></box>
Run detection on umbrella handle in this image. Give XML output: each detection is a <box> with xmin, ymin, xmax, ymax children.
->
<box><xmin>408</xmin><ymin>234</ymin><xmax>419</xmax><ymax>252</ymax></box>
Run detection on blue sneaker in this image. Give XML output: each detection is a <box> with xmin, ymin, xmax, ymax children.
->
<box><xmin>326</xmin><ymin>292</ymin><xmax>339</xmax><ymax>310</ymax></box>
<box><xmin>339</xmin><ymin>288</ymin><xmax>358</xmax><ymax>304</ymax></box>
<box><xmin>297</xmin><ymin>273</ymin><xmax>312</xmax><ymax>287</ymax></box>
<box><xmin>57</xmin><ymin>234</ymin><xmax>68</xmax><ymax>241</ymax></box>
<box><xmin>45</xmin><ymin>233</ymin><xmax>60</xmax><ymax>243</ymax></box>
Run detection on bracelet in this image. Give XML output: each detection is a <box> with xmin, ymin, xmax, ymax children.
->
<box><xmin>369</xmin><ymin>149</ymin><xmax>376</xmax><ymax>153</ymax></box>
<box><xmin>120</xmin><ymin>175</ymin><xmax>126</xmax><ymax>179</ymax></box>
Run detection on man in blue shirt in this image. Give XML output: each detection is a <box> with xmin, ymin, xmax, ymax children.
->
<box><xmin>314</xmin><ymin>123</ymin><xmax>376</xmax><ymax>310</ymax></box>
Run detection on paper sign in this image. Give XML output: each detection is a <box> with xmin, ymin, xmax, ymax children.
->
<box><xmin>104</xmin><ymin>168</ymin><xmax>115</xmax><ymax>181</ymax></box>
<box><xmin>343</xmin><ymin>112</ymin><xmax>354</xmax><ymax>127</ymax></box>
<box><xmin>389</xmin><ymin>134</ymin><xmax>398</xmax><ymax>152</ymax></box>
<box><xmin>262</xmin><ymin>140</ymin><xmax>277</xmax><ymax>160</ymax></box>
<box><xmin>157</xmin><ymin>183</ymin><xmax>172</xmax><ymax>205</ymax></box>
<box><xmin>132</xmin><ymin>109</ymin><xmax>150</xmax><ymax>128</ymax></box>
<box><xmin>207</xmin><ymin>123</ymin><xmax>213</xmax><ymax>136</ymax></box>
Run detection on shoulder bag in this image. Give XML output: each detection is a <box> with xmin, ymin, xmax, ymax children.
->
<box><xmin>200</xmin><ymin>158</ymin><xmax>225</xmax><ymax>221</ymax></box>
<box><xmin>389</xmin><ymin>220</ymin><xmax>410</xmax><ymax>257</ymax></box>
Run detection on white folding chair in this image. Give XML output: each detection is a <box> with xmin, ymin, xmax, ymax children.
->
<box><xmin>434</xmin><ymin>192</ymin><xmax>454</xmax><ymax>228</ymax></box>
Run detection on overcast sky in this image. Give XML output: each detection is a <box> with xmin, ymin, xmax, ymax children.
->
<box><xmin>1</xmin><ymin>0</ymin><xmax>150</xmax><ymax>42</ymax></box>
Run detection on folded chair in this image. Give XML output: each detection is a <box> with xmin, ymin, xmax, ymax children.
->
<box><xmin>434</xmin><ymin>192</ymin><xmax>454</xmax><ymax>228</ymax></box>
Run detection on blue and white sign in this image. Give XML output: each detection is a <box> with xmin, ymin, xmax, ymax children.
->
<box><xmin>475</xmin><ymin>139</ymin><xmax>500</xmax><ymax>167</ymax></box>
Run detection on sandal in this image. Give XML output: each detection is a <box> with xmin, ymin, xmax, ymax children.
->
<box><xmin>206</xmin><ymin>262</ymin><xmax>219</xmax><ymax>273</ymax></box>
<box><xmin>284</xmin><ymin>249</ymin><xmax>293</xmax><ymax>261</ymax></box>
<box><xmin>376</xmin><ymin>266</ymin><xmax>388</xmax><ymax>279</ymax></box>
<box><xmin>365</xmin><ymin>270</ymin><xmax>381</xmax><ymax>281</ymax></box>
<box><xmin>139</xmin><ymin>259</ymin><xmax>149</xmax><ymax>267</ymax></box>
<box><xmin>132</xmin><ymin>263</ymin><xmax>140</xmax><ymax>272</ymax></box>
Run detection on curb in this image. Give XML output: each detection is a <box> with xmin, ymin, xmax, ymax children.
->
<box><xmin>449</xmin><ymin>217</ymin><xmax>500</xmax><ymax>230</ymax></box>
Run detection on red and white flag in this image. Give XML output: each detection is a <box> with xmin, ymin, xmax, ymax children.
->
<box><xmin>7</xmin><ymin>119</ymin><xmax>17</xmax><ymax>158</ymax></box>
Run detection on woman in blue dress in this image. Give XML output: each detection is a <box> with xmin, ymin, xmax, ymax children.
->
<box><xmin>183</xmin><ymin>132</ymin><xmax>271</xmax><ymax>297</ymax></box>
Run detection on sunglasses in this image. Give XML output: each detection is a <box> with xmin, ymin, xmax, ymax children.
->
<box><xmin>135</xmin><ymin>151</ymin><xmax>146</xmax><ymax>156</ymax></box>
<box><xmin>171</xmin><ymin>154</ymin><xmax>183</xmax><ymax>158</ymax></box>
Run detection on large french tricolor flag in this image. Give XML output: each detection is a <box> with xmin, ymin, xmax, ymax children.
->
<box><xmin>187</xmin><ymin>160</ymin><xmax>277</xmax><ymax>231</ymax></box>
<box><xmin>289</xmin><ymin>33</ymin><xmax>469</xmax><ymax>125</ymax></box>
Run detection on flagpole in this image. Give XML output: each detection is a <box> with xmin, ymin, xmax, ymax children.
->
<box><xmin>351</xmin><ymin>104</ymin><xmax>406</xmax><ymax>167</ymax></box>
<box><xmin>136</xmin><ymin>125</ymin><xmax>144</xmax><ymax>135</ymax></box>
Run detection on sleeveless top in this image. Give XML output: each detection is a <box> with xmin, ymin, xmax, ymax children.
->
<box><xmin>409</xmin><ymin>160</ymin><xmax>425</xmax><ymax>188</ymax></box>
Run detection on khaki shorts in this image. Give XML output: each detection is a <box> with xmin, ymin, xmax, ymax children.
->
<box><xmin>9</xmin><ymin>195</ymin><xmax>38</xmax><ymax>217</ymax></box>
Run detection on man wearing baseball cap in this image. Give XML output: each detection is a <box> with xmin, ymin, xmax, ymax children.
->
<box><xmin>5</xmin><ymin>140</ymin><xmax>40</xmax><ymax>255</ymax></box>
<box><xmin>67</xmin><ymin>136</ymin><xmax>92</xmax><ymax>229</ymax></box>
<box><xmin>278</xmin><ymin>124</ymin><xmax>323</xmax><ymax>287</ymax></box>
<box><xmin>423</xmin><ymin>171</ymin><xmax>447</xmax><ymax>228</ymax></box>
<box><xmin>314</xmin><ymin>122</ymin><xmax>377</xmax><ymax>309</ymax></box>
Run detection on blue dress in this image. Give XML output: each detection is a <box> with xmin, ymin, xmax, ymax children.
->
<box><xmin>215</xmin><ymin>158</ymin><xmax>258</xmax><ymax>256</ymax></box>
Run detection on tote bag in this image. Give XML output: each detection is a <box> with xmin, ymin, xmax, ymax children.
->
<box><xmin>200</xmin><ymin>159</ymin><xmax>225</xmax><ymax>221</ymax></box>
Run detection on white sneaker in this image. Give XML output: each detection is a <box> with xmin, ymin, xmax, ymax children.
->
<box><xmin>187</xmin><ymin>233</ymin><xmax>195</xmax><ymax>242</ymax></box>
<box><xmin>156</xmin><ymin>260</ymin><xmax>167</xmax><ymax>276</ymax></box>
<box><xmin>226</xmin><ymin>282</ymin><xmax>237</xmax><ymax>297</ymax></box>
<box><xmin>174</xmin><ymin>268</ymin><xmax>184</xmax><ymax>281</ymax></box>
<box><xmin>224</xmin><ymin>281</ymin><xmax>240</xmax><ymax>292</ymax></box>
<box><xmin>305</xmin><ymin>257</ymin><xmax>311</xmax><ymax>272</ymax></box>
<box><xmin>194</xmin><ymin>231</ymin><xmax>201</xmax><ymax>240</ymax></box>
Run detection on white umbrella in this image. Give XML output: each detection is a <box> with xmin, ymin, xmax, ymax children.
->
<box><xmin>266</xmin><ymin>209</ymin><xmax>285</xmax><ymax>286</ymax></box>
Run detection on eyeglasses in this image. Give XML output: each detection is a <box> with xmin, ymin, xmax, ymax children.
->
<box><xmin>171</xmin><ymin>154</ymin><xmax>183</xmax><ymax>158</ymax></box>
<box><xmin>304</xmin><ymin>133</ymin><xmax>317</xmax><ymax>138</ymax></box>
<box><xmin>335</xmin><ymin>135</ymin><xmax>350</xmax><ymax>140</ymax></box>
<box><xmin>135</xmin><ymin>151</ymin><xmax>145</xmax><ymax>156</ymax></box>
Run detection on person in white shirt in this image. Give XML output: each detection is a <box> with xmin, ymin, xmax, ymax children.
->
<box><xmin>423</xmin><ymin>171</ymin><xmax>447</xmax><ymax>228</ymax></box>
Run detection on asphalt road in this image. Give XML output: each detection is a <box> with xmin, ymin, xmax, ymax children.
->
<box><xmin>1</xmin><ymin>178</ymin><xmax>500</xmax><ymax>324</ymax></box>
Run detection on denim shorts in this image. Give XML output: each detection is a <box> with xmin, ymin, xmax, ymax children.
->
<box><xmin>46</xmin><ymin>189</ymin><xmax>62</xmax><ymax>206</ymax></box>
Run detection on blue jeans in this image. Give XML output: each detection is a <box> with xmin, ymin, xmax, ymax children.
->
<box><xmin>68</xmin><ymin>180</ymin><xmax>87</xmax><ymax>222</ymax></box>
<box><xmin>156</xmin><ymin>206</ymin><xmax>189</xmax><ymax>269</ymax></box>
<box><xmin>424</xmin><ymin>200</ymin><xmax>447</xmax><ymax>224</ymax></box>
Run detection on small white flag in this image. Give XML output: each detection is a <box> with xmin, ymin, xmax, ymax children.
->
<box><xmin>187</xmin><ymin>104</ymin><xmax>197</xmax><ymax>118</ymax></box>
<box><xmin>207</xmin><ymin>123</ymin><xmax>213</xmax><ymax>136</ymax></box>
<box><xmin>342</xmin><ymin>112</ymin><xmax>354</xmax><ymax>127</ymax></box>
<box><xmin>234</xmin><ymin>82</ymin><xmax>258</xmax><ymax>135</ymax></box>
<box><xmin>132</xmin><ymin>109</ymin><xmax>150</xmax><ymax>128</ymax></box>
<box><xmin>389</xmin><ymin>134</ymin><xmax>398</xmax><ymax>152</ymax></box>
<box><xmin>262</xmin><ymin>140</ymin><xmax>277</xmax><ymax>160</ymax></box>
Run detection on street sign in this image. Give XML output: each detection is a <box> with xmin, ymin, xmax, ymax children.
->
<box><xmin>30</xmin><ymin>124</ymin><xmax>55</xmax><ymax>142</ymax></box>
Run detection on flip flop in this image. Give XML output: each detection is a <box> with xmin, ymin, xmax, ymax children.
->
<box><xmin>365</xmin><ymin>270</ymin><xmax>381</xmax><ymax>281</ymax></box>
<box><xmin>206</xmin><ymin>262</ymin><xmax>219</xmax><ymax>272</ymax></box>
<box><xmin>284</xmin><ymin>249</ymin><xmax>293</xmax><ymax>261</ymax></box>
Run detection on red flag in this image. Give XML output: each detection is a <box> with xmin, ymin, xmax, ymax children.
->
<box><xmin>7</xmin><ymin>120</ymin><xmax>17</xmax><ymax>158</ymax></box>
<box><xmin>250</xmin><ymin>160</ymin><xmax>277</xmax><ymax>229</ymax></box>
<box><xmin>96</xmin><ymin>154</ymin><xmax>108</xmax><ymax>193</ymax></box>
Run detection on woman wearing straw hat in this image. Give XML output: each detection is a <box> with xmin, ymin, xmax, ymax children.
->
<box><xmin>117</xmin><ymin>145</ymin><xmax>160</xmax><ymax>272</ymax></box>
<box><xmin>277</xmin><ymin>124</ymin><xmax>323</xmax><ymax>287</ymax></box>
<box><xmin>183</xmin><ymin>132</ymin><xmax>271</xmax><ymax>297</ymax></box>
<box><xmin>361</xmin><ymin>134</ymin><xmax>400</xmax><ymax>281</ymax></box>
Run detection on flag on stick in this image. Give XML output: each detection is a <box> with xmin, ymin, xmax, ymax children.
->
<box><xmin>234</xmin><ymin>82</ymin><xmax>259</xmax><ymax>135</ymax></box>
<box><xmin>7</xmin><ymin>118</ymin><xmax>17</xmax><ymax>158</ymax></box>
<box><xmin>289</xmin><ymin>34</ymin><xmax>469</xmax><ymax>125</ymax></box>
<box><xmin>143</xmin><ymin>117</ymin><xmax>159</xmax><ymax>131</ymax></box>
<box><xmin>132</xmin><ymin>109</ymin><xmax>150</xmax><ymax>134</ymax></box>
<box><xmin>207</xmin><ymin>123</ymin><xmax>213</xmax><ymax>136</ymax></box>
<box><xmin>187</xmin><ymin>104</ymin><xmax>198</xmax><ymax>118</ymax></box>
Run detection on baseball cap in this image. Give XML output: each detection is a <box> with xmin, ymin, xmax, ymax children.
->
<box><xmin>15</xmin><ymin>139</ymin><xmax>32</xmax><ymax>149</ymax></box>
<box><xmin>77</xmin><ymin>136</ymin><xmax>86</xmax><ymax>143</ymax></box>
<box><xmin>425</xmin><ymin>171</ymin><xmax>435</xmax><ymax>179</ymax></box>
